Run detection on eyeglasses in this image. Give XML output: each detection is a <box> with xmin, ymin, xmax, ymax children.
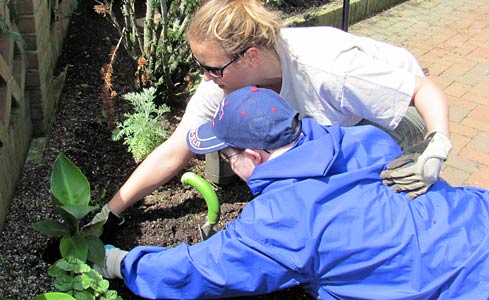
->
<box><xmin>219</xmin><ymin>150</ymin><xmax>242</xmax><ymax>163</ymax></box>
<box><xmin>219</xmin><ymin>149</ymin><xmax>271</xmax><ymax>163</ymax></box>
<box><xmin>193</xmin><ymin>49</ymin><xmax>247</xmax><ymax>78</ymax></box>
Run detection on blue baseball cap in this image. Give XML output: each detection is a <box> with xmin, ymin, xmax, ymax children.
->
<box><xmin>186</xmin><ymin>86</ymin><xmax>301</xmax><ymax>154</ymax></box>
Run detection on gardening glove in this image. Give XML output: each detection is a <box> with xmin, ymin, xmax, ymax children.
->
<box><xmin>380</xmin><ymin>131</ymin><xmax>452</xmax><ymax>198</ymax></box>
<box><xmin>84</xmin><ymin>204</ymin><xmax>125</xmax><ymax>241</ymax></box>
<box><xmin>93</xmin><ymin>245</ymin><xmax>128</xmax><ymax>279</ymax></box>
<box><xmin>87</xmin><ymin>204</ymin><xmax>125</xmax><ymax>226</ymax></box>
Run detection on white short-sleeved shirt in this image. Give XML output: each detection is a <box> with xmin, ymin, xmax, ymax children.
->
<box><xmin>181</xmin><ymin>26</ymin><xmax>423</xmax><ymax>131</ymax></box>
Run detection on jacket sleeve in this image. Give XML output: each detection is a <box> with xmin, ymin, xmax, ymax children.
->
<box><xmin>120</xmin><ymin>221</ymin><xmax>302</xmax><ymax>299</ymax></box>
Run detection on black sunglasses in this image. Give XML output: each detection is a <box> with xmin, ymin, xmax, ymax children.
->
<box><xmin>193</xmin><ymin>49</ymin><xmax>247</xmax><ymax>78</ymax></box>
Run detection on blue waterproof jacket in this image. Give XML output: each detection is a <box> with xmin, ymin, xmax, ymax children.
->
<box><xmin>121</xmin><ymin>119</ymin><xmax>489</xmax><ymax>299</ymax></box>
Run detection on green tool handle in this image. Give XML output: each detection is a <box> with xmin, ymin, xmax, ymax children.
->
<box><xmin>181</xmin><ymin>172</ymin><xmax>220</xmax><ymax>224</ymax></box>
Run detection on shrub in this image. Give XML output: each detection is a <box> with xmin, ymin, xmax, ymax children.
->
<box><xmin>112</xmin><ymin>87</ymin><xmax>171</xmax><ymax>162</ymax></box>
<box><xmin>93</xmin><ymin>0</ymin><xmax>201</xmax><ymax>103</ymax></box>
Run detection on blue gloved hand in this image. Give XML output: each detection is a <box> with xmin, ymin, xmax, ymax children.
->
<box><xmin>93</xmin><ymin>244</ymin><xmax>128</xmax><ymax>279</ymax></box>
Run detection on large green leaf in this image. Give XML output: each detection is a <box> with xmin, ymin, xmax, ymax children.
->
<box><xmin>51</xmin><ymin>256</ymin><xmax>91</xmax><ymax>273</ymax></box>
<box><xmin>60</xmin><ymin>235</ymin><xmax>88</xmax><ymax>262</ymax></box>
<box><xmin>59</xmin><ymin>204</ymin><xmax>98</xmax><ymax>220</ymax></box>
<box><xmin>32</xmin><ymin>220</ymin><xmax>70</xmax><ymax>237</ymax></box>
<box><xmin>73</xmin><ymin>290</ymin><xmax>94</xmax><ymax>300</ymax></box>
<box><xmin>72</xmin><ymin>274</ymin><xmax>91</xmax><ymax>291</ymax></box>
<box><xmin>54</xmin><ymin>206</ymin><xmax>77</xmax><ymax>232</ymax></box>
<box><xmin>32</xmin><ymin>292</ymin><xmax>76</xmax><ymax>300</ymax></box>
<box><xmin>52</xmin><ymin>272</ymin><xmax>76</xmax><ymax>292</ymax></box>
<box><xmin>86</xmin><ymin>235</ymin><xmax>105</xmax><ymax>266</ymax></box>
<box><xmin>82</xmin><ymin>220</ymin><xmax>104</xmax><ymax>238</ymax></box>
<box><xmin>51</xmin><ymin>153</ymin><xmax>90</xmax><ymax>206</ymax></box>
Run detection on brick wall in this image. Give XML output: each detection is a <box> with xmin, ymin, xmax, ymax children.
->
<box><xmin>0</xmin><ymin>0</ymin><xmax>71</xmax><ymax>229</ymax></box>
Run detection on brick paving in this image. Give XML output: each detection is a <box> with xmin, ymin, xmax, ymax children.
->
<box><xmin>350</xmin><ymin>0</ymin><xmax>489</xmax><ymax>189</ymax></box>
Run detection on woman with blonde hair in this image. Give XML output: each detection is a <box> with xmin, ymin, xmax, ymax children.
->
<box><xmin>89</xmin><ymin>0</ymin><xmax>452</xmax><ymax>231</ymax></box>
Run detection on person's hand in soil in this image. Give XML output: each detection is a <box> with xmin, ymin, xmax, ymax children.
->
<box><xmin>85</xmin><ymin>204</ymin><xmax>125</xmax><ymax>242</ymax></box>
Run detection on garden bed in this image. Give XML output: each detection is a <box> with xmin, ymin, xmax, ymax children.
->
<box><xmin>0</xmin><ymin>1</ymin><xmax>331</xmax><ymax>299</ymax></box>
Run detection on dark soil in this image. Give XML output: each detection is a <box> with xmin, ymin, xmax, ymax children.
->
<box><xmin>0</xmin><ymin>1</ymin><xmax>331</xmax><ymax>299</ymax></box>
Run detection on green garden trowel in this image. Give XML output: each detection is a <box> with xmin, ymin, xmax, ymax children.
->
<box><xmin>181</xmin><ymin>172</ymin><xmax>220</xmax><ymax>241</ymax></box>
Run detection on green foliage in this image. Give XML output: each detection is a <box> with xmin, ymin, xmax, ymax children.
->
<box><xmin>264</xmin><ymin>0</ymin><xmax>308</xmax><ymax>8</ymax></box>
<box><xmin>263</xmin><ymin>0</ymin><xmax>285</xmax><ymax>7</ymax></box>
<box><xmin>0</xmin><ymin>1</ymin><xmax>23</xmax><ymax>42</ymax></box>
<box><xmin>302</xmin><ymin>11</ymin><xmax>320</xmax><ymax>26</ymax></box>
<box><xmin>33</xmin><ymin>153</ymin><xmax>105</xmax><ymax>266</ymax></box>
<box><xmin>112</xmin><ymin>87</ymin><xmax>170</xmax><ymax>162</ymax></box>
<box><xmin>33</xmin><ymin>292</ymin><xmax>77</xmax><ymax>300</ymax></box>
<box><xmin>39</xmin><ymin>256</ymin><xmax>122</xmax><ymax>300</ymax></box>
<box><xmin>94</xmin><ymin>0</ymin><xmax>201</xmax><ymax>103</ymax></box>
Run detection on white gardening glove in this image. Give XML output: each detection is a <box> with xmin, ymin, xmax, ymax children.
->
<box><xmin>93</xmin><ymin>245</ymin><xmax>128</xmax><ymax>279</ymax></box>
<box><xmin>86</xmin><ymin>204</ymin><xmax>125</xmax><ymax>227</ymax></box>
<box><xmin>380</xmin><ymin>131</ymin><xmax>452</xmax><ymax>198</ymax></box>
<box><xmin>84</xmin><ymin>204</ymin><xmax>125</xmax><ymax>240</ymax></box>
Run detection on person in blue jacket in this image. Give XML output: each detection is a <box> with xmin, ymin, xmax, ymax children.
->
<box><xmin>96</xmin><ymin>86</ymin><xmax>489</xmax><ymax>300</ymax></box>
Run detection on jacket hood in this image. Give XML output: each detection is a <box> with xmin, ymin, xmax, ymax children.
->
<box><xmin>248</xmin><ymin>119</ymin><xmax>342</xmax><ymax>195</ymax></box>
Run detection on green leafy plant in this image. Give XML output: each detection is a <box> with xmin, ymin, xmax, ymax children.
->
<box><xmin>34</xmin><ymin>256</ymin><xmax>121</xmax><ymax>300</ymax></box>
<box><xmin>112</xmin><ymin>87</ymin><xmax>171</xmax><ymax>162</ymax></box>
<box><xmin>33</xmin><ymin>292</ymin><xmax>76</xmax><ymax>300</ymax></box>
<box><xmin>0</xmin><ymin>1</ymin><xmax>23</xmax><ymax>42</ymax></box>
<box><xmin>33</xmin><ymin>153</ymin><xmax>105</xmax><ymax>266</ymax></box>
<box><xmin>94</xmin><ymin>0</ymin><xmax>200</xmax><ymax>102</ymax></box>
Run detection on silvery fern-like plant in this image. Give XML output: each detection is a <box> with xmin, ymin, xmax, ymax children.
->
<box><xmin>112</xmin><ymin>87</ymin><xmax>170</xmax><ymax>162</ymax></box>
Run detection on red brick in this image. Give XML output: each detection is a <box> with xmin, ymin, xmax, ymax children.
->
<box><xmin>425</xmin><ymin>62</ymin><xmax>452</xmax><ymax>77</ymax></box>
<box><xmin>449</xmin><ymin>95</ymin><xmax>478</xmax><ymax>110</ymax></box>
<box><xmin>443</xmin><ymin>81</ymin><xmax>471</xmax><ymax>98</ymax></box>
<box><xmin>440</xmin><ymin>165</ymin><xmax>469</xmax><ymax>187</ymax></box>
<box><xmin>469</xmin><ymin>82</ymin><xmax>489</xmax><ymax>97</ymax></box>
<box><xmin>430</xmin><ymin>75</ymin><xmax>452</xmax><ymax>89</ymax></box>
<box><xmin>449</xmin><ymin>123</ymin><xmax>478</xmax><ymax>138</ymax></box>
<box><xmin>461</xmin><ymin>118</ymin><xmax>489</xmax><ymax>132</ymax></box>
<box><xmin>448</xmin><ymin>103</ymin><xmax>470</xmax><ymax>124</ymax></box>
<box><xmin>466</xmin><ymin>131</ymin><xmax>489</xmax><ymax>153</ymax></box>
<box><xmin>462</xmin><ymin>92</ymin><xmax>489</xmax><ymax>106</ymax></box>
<box><xmin>466</xmin><ymin>105</ymin><xmax>489</xmax><ymax>124</ymax></box>
<box><xmin>466</xmin><ymin>167</ymin><xmax>489</xmax><ymax>189</ymax></box>
<box><xmin>467</xmin><ymin>47</ymin><xmax>489</xmax><ymax>61</ymax></box>
<box><xmin>19</xmin><ymin>0</ymin><xmax>35</xmax><ymax>14</ymax></box>
<box><xmin>443</xmin><ymin>63</ymin><xmax>477</xmax><ymax>78</ymax></box>
<box><xmin>449</xmin><ymin>133</ymin><xmax>471</xmax><ymax>155</ymax></box>
<box><xmin>460</xmin><ymin>147</ymin><xmax>489</xmax><ymax>167</ymax></box>
<box><xmin>17</xmin><ymin>16</ymin><xmax>36</xmax><ymax>34</ymax></box>
<box><xmin>445</xmin><ymin>154</ymin><xmax>478</xmax><ymax>172</ymax></box>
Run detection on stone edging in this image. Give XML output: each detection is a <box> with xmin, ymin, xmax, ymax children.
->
<box><xmin>284</xmin><ymin>0</ymin><xmax>407</xmax><ymax>28</ymax></box>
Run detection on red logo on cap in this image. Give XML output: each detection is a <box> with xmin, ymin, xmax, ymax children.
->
<box><xmin>188</xmin><ymin>130</ymin><xmax>201</xmax><ymax>147</ymax></box>
<box><xmin>217</xmin><ymin>100</ymin><xmax>227</xmax><ymax>121</ymax></box>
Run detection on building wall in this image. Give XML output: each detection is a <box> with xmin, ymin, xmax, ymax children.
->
<box><xmin>0</xmin><ymin>0</ymin><xmax>71</xmax><ymax>229</ymax></box>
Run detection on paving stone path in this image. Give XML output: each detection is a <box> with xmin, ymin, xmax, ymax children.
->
<box><xmin>350</xmin><ymin>0</ymin><xmax>489</xmax><ymax>188</ymax></box>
